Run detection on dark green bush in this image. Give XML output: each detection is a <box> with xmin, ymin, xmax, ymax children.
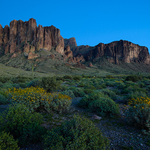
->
<box><xmin>84</xmin><ymin>88</ymin><xmax>94</xmax><ymax>94</ymax></box>
<box><xmin>101</xmin><ymin>89</ymin><xmax>117</xmax><ymax>101</ymax></box>
<box><xmin>0</xmin><ymin>77</ymin><xmax>11</xmax><ymax>83</ymax></box>
<box><xmin>63</xmin><ymin>75</ymin><xmax>73</xmax><ymax>80</ymax></box>
<box><xmin>126</xmin><ymin>104</ymin><xmax>150</xmax><ymax>132</ymax></box>
<box><xmin>0</xmin><ymin>104</ymin><xmax>46</xmax><ymax>147</ymax></box>
<box><xmin>106</xmin><ymin>75</ymin><xmax>114</xmax><ymax>78</ymax></box>
<box><xmin>0</xmin><ymin>131</ymin><xmax>20</xmax><ymax>150</ymax></box>
<box><xmin>72</xmin><ymin>88</ymin><xmax>86</xmax><ymax>97</ymax></box>
<box><xmin>11</xmin><ymin>76</ymin><xmax>31</xmax><ymax>83</ymax></box>
<box><xmin>41</xmin><ymin>77</ymin><xmax>62</xmax><ymax>92</ymax></box>
<box><xmin>27</xmin><ymin>78</ymin><xmax>42</xmax><ymax>87</ymax></box>
<box><xmin>43</xmin><ymin>114</ymin><xmax>109</xmax><ymax>150</ymax></box>
<box><xmin>0</xmin><ymin>94</ymin><xmax>9</xmax><ymax>104</ymax></box>
<box><xmin>73</xmin><ymin>76</ymin><xmax>81</xmax><ymax>81</ymax></box>
<box><xmin>61</xmin><ymin>90</ymin><xmax>75</xmax><ymax>98</ymax></box>
<box><xmin>78</xmin><ymin>92</ymin><xmax>119</xmax><ymax>117</ymax></box>
<box><xmin>125</xmin><ymin>75</ymin><xmax>142</xmax><ymax>82</ymax></box>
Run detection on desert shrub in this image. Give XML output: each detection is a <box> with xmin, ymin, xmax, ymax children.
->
<box><xmin>61</xmin><ymin>90</ymin><xmax>75</xmax><ymax>98</ymax></box>
<box><xmin>0</xmin><ymin>104</ymin><xmax>46</xmax><ymax>147</ymax></box>
<box><xmin>101</xmin><ymin>89</ymin><xmax>117</xmax><ymax>101</ymax></box>
<box><xmin>88</xmin><ymin>98</ymin><xmax>119</xmax><ymax>117</ymax></box>
<box><xmin>0</xmin><ymin>77</ymin><xmax>11</xmax><ymax>83</ymax></box>
<box><xmin>0</xmin><ymin>94</ymin><xmax>9</xmax><ymax>104</ymax></box>
<box><xmin>77</xmin><ymin>82</ymin><xmax>85</xmax><ymax>87</ymax></box>
<box><xmin>19</xmin><ymin>82</ymin><xmax>28</xmax><ymax>88</ymax></box>
<box><xmin>125</xmin><ymin>75</ymin><xmax>142</xmax><ymax>82</ymax></box>
<box><xmin>128</xmin><ymin>96</ymin><xmax>150</xmax><ymax>106</ymax></box>
<box><xmin>0</xmin><ymin>131</ymin><xmax>19</xmax><ymax>150</ymax></box>
<box><xmin>78</xmin><ymin>92</ymin><xmax>119</xmax><ymax>117</ymax></box>
<box><xmin>114</xmin><ymin>80</ymin><xmax>125</xmax><ymax>89</ymax></box>
<box><xmin>60</xmin><ymin>85</ymin><xmax>69</xmax><ymax>91</ymax></box>
<box><xmin>105</xmin><ymin>81</ymin><xmax>116</xmax><ymax>87</ymax></box>
<box><xmin>27</xmin><ymin>78</ymin><xmax>42</xmax><ymax>87</ymax></box>
<box><xmin>127</xmin><ymin>91</ymin><xmax>148</xmax><ymax>101</ymax></box>
<box><xmin>11</xmin><ymin>76</ymin><xmax>31</xmax><ymax>83</ymax></box>
<box><xmin>63</xmin><ymin>75</ymin><xmax>73</xmax><ymax>80</ymax></box>
<box><xmin>112</xmin><ymin>88</ymin><xmax>121</xmax><ymax>94</ymax></box>
<box><xmin>84</xmin><ymin>88</ymin><xmax>94</xmax><ymax>94</ymax></box>
<box><xmin>41</xmin><ymin>77</ymin><xmax>62</xmax><ymax>92</ymax></box>
<box><xmin>73</xmin><ymin>75</ymin><xmax>81</xmax><ymax>81</ymax></box>
<box><xmin>12</xmin><ymin>83</ymin><xmax>21</xmax><ymax>89</ymax></box>
<box><xmin>49</xmin><ymin>93</ymin><xmax>72</xmax><ymax>114</ymax></box>
<box><xmin>72</xmin><ymin>88</ymin><xmax>86</xmax><ymax>97</ymax></box>
<box><xmin>6</xmin><ymin>87</ymin><xmax>52</xmax><ymax>113</ymax></box>
<box><xmin>2</xmin><ymin>83</ymin><xmax>13</xmax><ymax>89</ymax></box>
<box><xmin>106</xmin><ymin>75</ymin><xmax>114</xmax><ymax>79</ymax></box>
<box><xmin>85</xmin><ymin>84</ymin><xmax>96</xmax><ymax>90</ymax></box>
<box><xmin>7</xmin><ymin>87</ymin><xmax>72</xmax><ymax>114</ymax></box>
<box><xmin>95</xmin><ymin>83</ymin><xmax>106</xmax><ymax>89</ymax></box>
<box><xmin>0</xmin><ymin>82</ymin><xmax>3</xmax><ymax>88</ymax></box>
<box><xmin>126</xmin><ymin>104</ymin><xmax>150</xmax><ymax>132</ymax></box>
<box><xmin>43</xmin><ymin>114</ymin><xmax>109</xmax><ymax>150</ymax></box>
<box><xmin>137</xmin><ymin>81</ymin><xmax>145</xmax><ymax>88</ymax></box>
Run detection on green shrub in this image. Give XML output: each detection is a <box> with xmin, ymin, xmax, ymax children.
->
<box><xmin>106</xmin><ymin>81</ymin><xmax>116</xmax><ymax>87</ymax></box>
<box><xmin>126</xmin><ymin>104</ymin><xmax>150</xmax><ymax>132</ymax></box>
<box><xmin>73</xmin><ymin>76</ymin><xmax>81</xmax><ymax>81</ymax></box>
<box><xmin>0</xmin><ymin>82</ymin><xmax>3</xmax><ymax>88</ymax></box>
<box><xmin>2</xmin><ymin>83</ymin><xmax>13</xmax><ymax>89</ymax></box>
<box><xmin>60</xmin><ymin>85</ymin><xmax>69</xmax><ymax>91</ymax></box>
<box><xmin>85</xmin><ymin>84</ymin><xmax>96</xmax><ymax>90</ymax></box>
<box><xmin>125</xmin><ymin>75</ymin><xmax>142</xmax><ymax>82</ymax></box>
<box><xmin>78</xmin><ymin>92</ymin><xmax>119</xmax><ymax>117</ymax></box>
<box><xmin>43</xmin><ymin>114</ymin><xmax>110</xmax><ymax>150</ymax></box>
<box><xmin>95</xmin><ymin>83</ymin><xmax>106</xmax><ymax>89</ymax></box>
<box><xmin>19</xmin><ymin>82</ymin><xmax>28</xmax><ymax>88</ymax></box>
<box><xmin>127</xmin><ymin>91</ymin><xmax>147</xmax><ymax>100</ymax></box>
<box><xmin>49</xmin><ymin>93</ymin><xmax>72</xmax><ymax>114</ymax></box>
<box><xmin>27</xmin><ymin>78</ymin><xmax>42</xmax><ymax>88</ymax></box>
<box><xmin>61</xmin><ymin>90</ymin><xmax>75</xmax><ymax>98</ymax></box>
<box><xmin>12</xmin><ymin>83</ymin><xmax>20</xmax><ymax>89</ymax></box>
<box><xmin>63</xmin><ymin>75</ymin><xmax>73</xmax><ymax>80</ymax></box>
<box><xmin>0</xmin><ymin>77</ymin><xmax>11</xmax><ymax>83</ymax></box>
<box><xmin>0</xmin><ymin>131</ymin><xmax>19</xmax><ymax>150</ymax></box>
<box><xmin>84</xmin><ymin>88</ymin><xmax>94</xmax><ymax>94</ymax></box>
<box><xmin>11</xmin><ymin>76</ymin><xmax>31</xmax><ymax>83</ymax></box>
<box><xmin>101</xmin><ymin>89</ymin><xmax>117</xmax><ymax>101</ymax></box>
<box><xmin>41</xmin><ymin>77</ymin><xmax>62</xmax><ymax>92</ymax></box>
<box><xmin>0</xmin><ymin>104</ymin><xmax>46</xmax><ymax>147</ymax></box>
<box><xmin>88</xmin><ymin>98</ymin><xmax>119</xmax><ymax>117</ymax></box>
<box><xmin>106</xmin><ymin>75</ymin><xmax>114</xmax><ymax>79</ymax></box>
<box><xmin>0</xmin><ymin>94</ymin><xmax>9</xmax><ymax>104</ymax></box>
<box><xmin>72</xmin><ymin>88</ymin><xmax>86</xmax><ymax>97</ymax></box>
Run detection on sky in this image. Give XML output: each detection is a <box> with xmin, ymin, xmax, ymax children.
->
<box><xmin>0</xmin><ymin>0</ymin><xmax>150</xmax><ymax>52</ymax></box>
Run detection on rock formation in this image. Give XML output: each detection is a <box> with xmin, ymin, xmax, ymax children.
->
<box><xmin>83</xmin><ymin>40</ymin><xmax>150</xmax><ymax>64</ymax></box>
<box><xmin>0</xmin><ymin>18</ymin><xmax>64</xmax><ymax>59</ymax></box>
<box><xmin>64</xmin><ymin>37</ymin><xmax>77</xmax><ymax>50</ymax></box>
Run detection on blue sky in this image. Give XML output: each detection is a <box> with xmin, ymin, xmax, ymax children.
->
<box><xmin>1</xmin><ymin>0</ymin><xmax>150</xmax><ymax>52</ymax></box>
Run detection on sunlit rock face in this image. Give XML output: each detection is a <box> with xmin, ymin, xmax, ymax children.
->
<box><xmin>0</xmin><ymin>18</ymin><xmax>64</xmax><ymax>59</ymax></box>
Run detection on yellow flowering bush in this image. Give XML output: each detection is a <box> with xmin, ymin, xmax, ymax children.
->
<box><xmin>128</xmin><ymin>97</ymin><xmax>150</xmax><ymax>107</ymax></box>
<box><xmin>126</xmin><ymin>96</ymin><xmax>150</xmax><ymax>132</ymax></box>
<box><xmin>49</xmin><ymin>93</ymin><xmax>72</xmax><ymax>114</ymax></box>
<box><xmin>6</xmin><ymin>87</ymin><xmax>72</xmax><ymax>113</ymax></box>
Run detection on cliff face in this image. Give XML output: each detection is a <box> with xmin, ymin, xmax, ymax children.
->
<box><xmin>0</xmin><ymin>18</ymin><xmax>64</xmax><ymax>59</ymax></box>
<box><xmin>84</xmin><ymin>40</ymin><xmax>150</xmax><ymax>64</ymax></box>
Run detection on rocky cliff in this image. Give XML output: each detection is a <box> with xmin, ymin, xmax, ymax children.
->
<box><xmin>0</xmin><ymin>18</ymin><xmax>65</xmax><ymax>59</ymax></box>
<box><xmin>80</xmin><ymin>40</ymin><xmax>150</xmax><ymax>65</ymax></box>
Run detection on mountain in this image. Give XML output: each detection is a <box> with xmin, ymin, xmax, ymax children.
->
<box><xmin>0</xmin><ymin>18</ymin><xmax>150</xmax><ymax>75</ymax></box>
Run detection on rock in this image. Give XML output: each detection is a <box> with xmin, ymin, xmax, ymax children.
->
<box><xmin>92</xmin><ymin>115</ymin><xmax>102</xmax><ymax>120</ymax></box>
<box><xmin>64</xmin><ymin>37</ymin><xmax>77</xmax><ymax>50</ymax></box>
<box><xmin>0</xmin><ymin>18</ymin><xmax>64</xmax><ymax>59</ymax></box>
<box><xmin>64</xmin><ymin>45</ymin><xmax>73</xmax><ymax>58</ymax></box>
<box><xmin>88</xmin><ymin>62</ymin><xmax>93</xmax><ymax>67</ymax></box>
<box><xmin>73</xmin><ymin>62</ymin><xmax>86</xmax><ymax>69</ymax></box>
<box><xmin>11</xmin><ymin>53</ymin><xmax>17</xmax><ymax>58</ymax></box>
<box><xmin>83</xmin><ymin>40</ymin><xmax>150</xmax><ymax>64</ymax></box>
<box><xmin>28</xmin><ymin>52</ymin><xmax>39</xmax><ymax>59</ymax></box>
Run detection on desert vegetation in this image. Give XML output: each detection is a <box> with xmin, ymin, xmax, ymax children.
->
<box><xmin>0</xmin><ymin>74</ymin><xmax>150</xmax><ymax>149</ymax></box>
